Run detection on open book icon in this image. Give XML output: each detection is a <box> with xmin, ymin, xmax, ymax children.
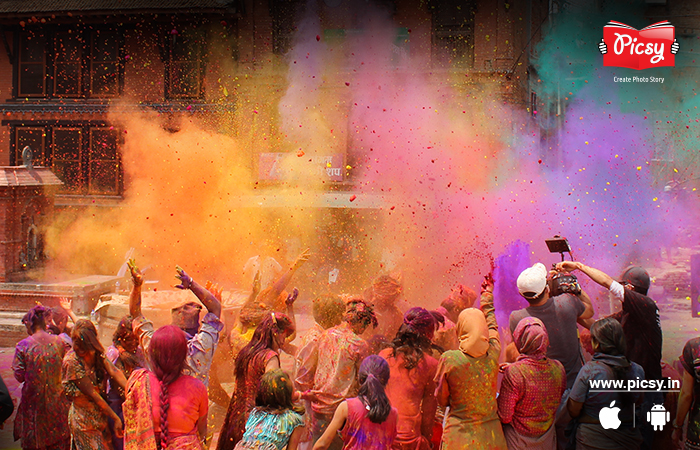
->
<box><xmin>603</xmin><ymin>20</ymin><xmax>675</xmax><ymax>70</ymax></box>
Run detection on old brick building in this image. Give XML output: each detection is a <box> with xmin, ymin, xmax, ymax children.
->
<box><xmin>0</xmin><ymin>0</ymin><xmax>547</xmax><ymax>200</ymax></box>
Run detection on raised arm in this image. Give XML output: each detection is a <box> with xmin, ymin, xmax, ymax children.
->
<box><xmin>577</xmin><ymin>289</ymin><xmax>595</xmax><ymax>320</ymax></box>
<box><xmin>127</xmin><ymin>259</ymin><xmax>143</xmax><ymax>318</ymax></box>
<box><xmin>175</xmin><ymin>266</ymin><xmax>222</xmax><ymax>318</ymax></box>
<box><xmin>271</xmin><ymin>248</ymin><xmax>310</xmax><ymax>297</ymax></box>
<box><xmin>59</xmin><ymin>297</ymin><xmax>79</xmax><ymax>324</ymax></box>
<box><xmin>556</xmin><ymin>261</ymin><xmax>614</xmax><ymax>290</ymax></box>
<box><xmin>480</xmin><ymin>274</ymin><xmax>499</xmax><ymax>343</ymax></box>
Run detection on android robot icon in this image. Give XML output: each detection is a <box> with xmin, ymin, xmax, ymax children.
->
<box><xmin>647</xmin><ymin>404</ymin><xmax>670</xmax><ymax>431</ymax></box>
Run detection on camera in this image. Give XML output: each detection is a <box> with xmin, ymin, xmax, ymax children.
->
<box><xmin>549</xmin><ymin>271</ymin><xmax>582</xmax><ymax>296</ymax></box>
<box><xmin>546</xmin><ymin>235</ymin><xmax>581</xmax><ymax>296</ymax></box>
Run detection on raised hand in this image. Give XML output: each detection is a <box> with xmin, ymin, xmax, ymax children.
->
<box><xmin>286</xmin><ymin>287</ymin><xmax>299</xmax><ymax>306</ymax></box>
<box><xmin>293</xmin><ymin>248</ymin><xmax>311</xmax><ymax>269</ymax></box>
<box><xmin>555</xmin><ymin>261</ymin><xmax>579</xmax><ymax>273</ymax></box>
<box><xmin>127</xmin><ymin>259</ymin><xmax>143</xmax><ymax>287</ymax></box>
<box><xmin>599</xmin><ymin>39</ymin><xmax>607</xmax><ymax>55</ymax></box>
<box><xmin>175</xmin><ymin>266</ymin><xmax>193</xmax><ymax>290</ymax></box>
<box><xmin>481</xmin><ymin>273</ymin><xmax>494</xmax><ymax>294</ymax></box>
<box><xmin>59</xmin><ymin>297</ymin><xmax>73</xmax><ymax>311</ymax></box>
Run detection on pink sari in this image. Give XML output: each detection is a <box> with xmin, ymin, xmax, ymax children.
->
<box><xmin>123</xmin><ymin>369</ymin><xmax>203</xmax><ymax>450</ymax></box>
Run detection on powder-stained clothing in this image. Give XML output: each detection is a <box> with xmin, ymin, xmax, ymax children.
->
<box><xmin>132</xmin><ymin>312</ymin><xmax>223</xmax><ymax>386</ymax></box>
<box><xmin>680</xmin><ymin>338</ymin><xmax>700</xmax><ymax>449</ymax></box>
<box><xmin>218</xmin><ymin>349</ymin><xmax>279</xmax><ymax>450</ymax></box>
<box><xmin>62</xmin><ymin>349</ymin><xmax>113</xmax><ymax>450</ymax></box>
<box><xmin>13</xmin><ymin>334</ymin><xmax>70</xmax><ymax>449</ymax></box>
<box><xmin>497</xmin><ymin>357</ymin><xmax>566</xmax><ymax>437</ymax></box>
<box><xmin>234</xmin><ymin>408</ymin><xmax>305</xmax><ymax>450</ymax></box>
<box><xmin>341</xmin><ymin>398</ymin><xmax>398</xmax><ymax>450</ymax></box>
<box><xmin>310</xmin><ymin>324</ymin><xmax>370</xmax><ymax>416</ymax></box>
<box><xmin>378</xmin><ymin>348</ymin><xmax>438</xmax><ymax>450</ymax></box>
<box><xmin>509</xmin><ymin>293</ymin><xmax>586</xmax><ymax>388</ymax></box>
<box><xmin>435</xmin><ymin>294</ymin><xmax>505</xmax><ymax>450</ymax></box>
<box><xmin>294</xmin><ymin>323</ymin><xmax>325</xmax><ymax>392</ymax></box>
<box><xmin>435</xmin><ymin>343</ymin><xmax>506</xmax><ymax>450</ymax></box>
<box><xmin>123</xmin><ymin>369</ymin><xmax>206</xmax><ymax>450</ymax></box>
<box><xmin>608</xmin><ymin>281</ymin><xmax>663</xmax><ymax>381</ymax></box>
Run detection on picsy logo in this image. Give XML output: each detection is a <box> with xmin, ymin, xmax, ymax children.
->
<box><xmin>599</xmin><ymin>20</ymin><xmax>679</xmax><ymax>70</ymax></box>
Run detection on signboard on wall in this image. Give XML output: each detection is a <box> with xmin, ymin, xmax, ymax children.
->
<box><xmin>258</xmin><ymin>153</ymin><xmax>344</xmax><ymax>182</ymax></box>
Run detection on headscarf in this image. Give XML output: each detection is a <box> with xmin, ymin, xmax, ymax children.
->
<box><xmin>513</xmin><ymin>317</ymin><xmax>549</xmax><ymax>360</ymax></box>
<box><xmin>456</xmin><ymin>308</ymin><xmax>489</xmax><ymax>357</ymax></box>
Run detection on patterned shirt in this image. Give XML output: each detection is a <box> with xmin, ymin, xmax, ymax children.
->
<box><xmin>497</xmin><ymin>357</ymin><xmax>566</xmax><ymax>437</ymax></box>
<box><xmin>133</xmin><ymin>312</ymin><xmax>223</xmax><ymax>386</ymax></box>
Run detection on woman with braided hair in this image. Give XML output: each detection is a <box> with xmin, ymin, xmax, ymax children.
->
<box><xmin>13</xmin><ymin>304</ymin><xmax>71</xmax><ymax>450</ymax></box>
<box><xmin>217</xmin><ymin>312</ymin><xmax>296</xmax><ymax>450</ymax></box>
<box><xmin>123</xmin><ymin>325</ymin><xmax>208</xmax><ymax>450</ymax></box>
<box><xmin>379</xmin><ymin>307</ymin><xmax>438</xmax><ymax>450</ymax></box>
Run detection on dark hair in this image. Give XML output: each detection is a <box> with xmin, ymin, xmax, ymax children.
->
<box><xmin>343</xmin><ymin>299</ymin><xmax>378</xmax><ymax>329</ymax></box>
<box><xmin>72</xmin><ymin>319</ymin><xmax>107</xmax><ymax>388</ymax></box>
<box><xmin>51</xmin><ymin>307</ymin><xmax>69</xmax><ymax>330</ymax></box>
<box><xmin>429</xmin><ymin>310</ymin><xmax>445</xmax><ymax>327</ymax></box>
<box><xmin>112</xmin><ymin>316</ymin><xmax>135</xmax><ymax>346</ymax></box>
<box><xmin>312</xmin><ymin>294</ymin><xmax>345</xmax><ymax>330</ymax></box>
<box><xmin>255</xmin><ymin>369</ymin><xmax>305</xmax><ymax>415</ymax></box>
<box><xmin>525</xmin><ymin>286</ymin><xmax>548</xmax><ymax>304</ymax></box>
<box><xmin>591</xmin><ymin>317</ymin><xmax>634</xmax><ymax>407</ymax></box>
<box><xmin>235</xmin><ymin>313</ymin><xmax>294</xmax><ymax>385</ymax></box>
<box><xmin>149</xmin><ymin>325</ymin><xmax>188</xmax><ymax>449</ymax></box>
<box><xmin>25</xmin><ymin>305</ymin><xmax>51</xmax><ymax>332</ymax></box>
<box><xmin>357</xmin><ymin>355</ymin><xmax>392</xmax><ymax>423</ymax></box>
<box><xmin>391</xmin><ymin>307</ymin><xmax>436</xmax><ymax>369</ymax></box>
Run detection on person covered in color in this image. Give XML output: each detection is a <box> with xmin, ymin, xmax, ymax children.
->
<box><xmin>217</xmin><ymin>312</ymin><xmax>296</xmax><ymax>450</ymax></box>
<box><xmin>128</xmin><ymin>260</ymin><xmax>223</xmax><ymax>387</ymax></box>
<box><xmin>123</xmin><ymin>325</ymin><xmax>208</xmax><ymax>450</ymax></box>
<box><xmin>365</xmin><ymin>274</ymin><xmax>405</xmax><ymax>340</ymax></box>
<box><xmin>313</xmin><ymin>355</ymin><xmax>398</xmax><ymax>450</ymax></box>
<box><xmin>567</xmin><ymin>317</ymin><xmax>644</xmax><ymax>450</ymax></box>
<box><xmin>434</xmin><ymin>274</ymin><xmax>506</xmax><ymax>450</ymax></box>
<box><xmin>378</xmin><ymin>307</ymin><xmax>438</xmax><ymax>450</ymax></box>
<box><xmin>62</xmin><ymin>319</ymin><xmax>127</xmax><ymax>450</ymax></box>
<box><xmin>234</xmin><ymin>369</ymin><xmax>306</xmax><ymax>450</ymax></box>
<box><xmin>433</xmin><ymin>284</ymin><xmax>477</xmax><ymax>352</ymax></box>
<box><xmin>305</xmin><ymin>299</ymin><xmax>377</xmax><ymax>450</ymax></box>
<box><xmin>13</xmin><ymin>305</ymin><xmax>71</xmax><ymax>450</ymax></box>
<box><xmin>498</xmin><ymin>317</ymin><xmax>566</xmax><ymax>449</ymax></box>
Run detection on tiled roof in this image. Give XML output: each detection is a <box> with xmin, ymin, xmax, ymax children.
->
<box><xmin>0</xmin><ymin>167</ymin><xmax>63</xmax><ymax>187</ymax></box>
<box><xmin>0</xmin><ymin>102</ymin><xmax>237</xmax><ymax>114</ymax></box>
<box><xmin>0</xmin><ymin>0</ymin><xmax>236</xmax><ymax>14</ymax></box>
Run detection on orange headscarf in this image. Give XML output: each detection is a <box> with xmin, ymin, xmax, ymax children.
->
<box><xmin>456</xmin><ymin>308</ymin><xmax>490</xmax><ymax>357</ymax></box>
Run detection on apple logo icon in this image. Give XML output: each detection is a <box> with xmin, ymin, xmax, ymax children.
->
<box><xmin>599</xmin><ymin>400</ymin><xmax>622</xmax><ymax>430</ymax></box>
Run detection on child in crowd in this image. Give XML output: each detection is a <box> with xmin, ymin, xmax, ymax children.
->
<box><xmin>313</xmin><ymin>355</ymin><xmax>398</xmax><ymax>450</ymax></box>
<box><xmin>234</xmin><ymin>369</ymin><xmax>306</xmax><ymax>450</ymax></box>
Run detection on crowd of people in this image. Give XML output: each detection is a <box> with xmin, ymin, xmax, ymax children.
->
<box><xmin>2</xmin><ymin>249</ymin><xmax>700</xmax><ymax>450</ymax></box>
